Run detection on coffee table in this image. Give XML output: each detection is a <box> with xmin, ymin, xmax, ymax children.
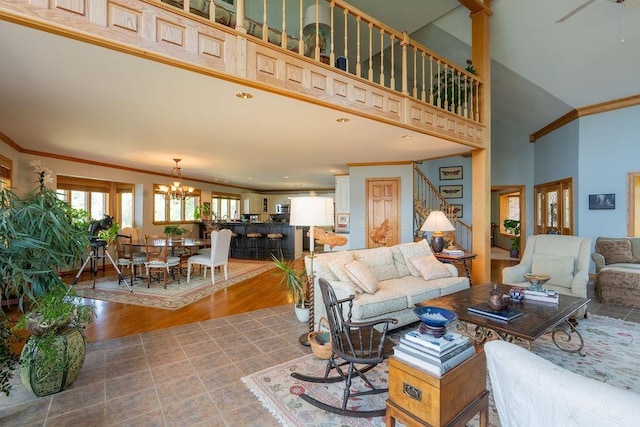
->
<box><xmin>417</xmin><ymin>283</ymin><xmax>591</xmax><ymax>356</ymax></box>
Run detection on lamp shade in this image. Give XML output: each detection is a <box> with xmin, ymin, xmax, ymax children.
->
<box><xmin>420</xmin><ymin>210</ymin><xmax>455</xmax><ymax>232</ymax></box>
<box><xmin>289</xmin><ymin>196</ymin><xmax>334</xmax><ymax>226</ymax></box>
<box><xmin>303</xmin><ymin>3</ymin><xmax>331</xmax><ymax>32</ymax></box>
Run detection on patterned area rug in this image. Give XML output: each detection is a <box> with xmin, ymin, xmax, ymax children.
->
<box><xmin>73</xmin><ymin>259</ymin><xmax>274</xmax><ymax>310</ymax></box>
<box><xmin>242</xmin><ymin>315</ymin><xmax>640</xmax><ymax>427</ymax></box>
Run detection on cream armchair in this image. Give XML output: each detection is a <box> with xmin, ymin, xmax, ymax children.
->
<box><xmin>485</xmin><ymin>340</ymin><xmax>640</xmax><ymax>427</ymax></box>
<box><xmin>502</xmin><ymin>234</ymin><xmax>591</xmax><ymax>301</ymax></box>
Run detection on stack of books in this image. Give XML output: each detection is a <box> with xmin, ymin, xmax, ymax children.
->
<box><xmin>443</xmin><ymin>248</ymin><xmax>465</xmax><ymax>256</ymax></box>
<box><xmin>524</xmin><ymin>289</ymin><xmax>559</xmax><ymax>303</ymax></box>
<box><xmin>393</xmin><ymin>329</ymin><xmax>475</xmax><ymax>378</ymax></box>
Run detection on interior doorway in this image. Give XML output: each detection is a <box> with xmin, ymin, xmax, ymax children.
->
<box><xmin>491</xmin><ymin>185</ymin><xmax>526</xmax><ymax>254</ymax></box>
<box><xmin>627</xmin><ymin>172</ymin><xmax>640</xmax><ymax>237</ymax></box>
<box><xmin>366</xmin><ymin>178</ymin><xmax>400</xmax><ymax>248</ymax></box>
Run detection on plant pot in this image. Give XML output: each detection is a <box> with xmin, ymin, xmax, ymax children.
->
<box><xmin>294</xmin><ymin>304</ymin><xmax>310</xmax><ymax>323</ymax></box>
<box><xmin>510</xmin><ymin>248</ymin><xmax>519</xmax><ymax>259</ymax></box>
<box><xmin>20</xmin><ymin>326</ymin><xmax>86</xmax><ymax>397</ymax></box>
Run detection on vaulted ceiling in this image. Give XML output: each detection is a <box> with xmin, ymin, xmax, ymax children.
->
<box><xmin>1</xmin><ymin>0</ymin><xmax>638</xmax><ymax>190</ymax></box>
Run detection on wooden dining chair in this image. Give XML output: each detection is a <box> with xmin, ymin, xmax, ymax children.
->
<box><xmin>143</xmin><ymin>234</ymin><xmax>181</xmax><ymax>289</ymax></box>
<box><xmin>115</xmin><ymin>234</ymin><xmax>145</xmax><ymax>284</ymax></box>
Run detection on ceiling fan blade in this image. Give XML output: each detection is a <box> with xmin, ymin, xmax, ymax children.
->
<box><xmin>556</xmin><ymin>0</ymin><xmax>597</xmax><ymax>23</ymax></box>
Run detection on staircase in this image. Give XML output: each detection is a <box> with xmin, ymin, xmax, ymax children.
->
<box><xmin>413</xmin><ymin>165</ymin><xmax>472</xmax><ymax>252</ymax></box>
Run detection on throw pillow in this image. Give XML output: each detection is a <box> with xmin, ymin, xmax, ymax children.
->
<box><xmin>596</xmin><ymin>239</ymin><xmax>638</xmax><ymax>265</ymax></box>
<box><xmin>409</xmin><ymin>255</ymin><xmax>452</xmax><ymax>280</ymax></box>
<box><xmin>531</xmin><ymin>254</ymin><xmax>574</xmax><ymax>289</ymax></box>
<box><xmin>398</xmin><ymin>239</ymin><xmax>433</xmax><ymax>277</ymax></box>
<box><xmin>343</xmin><ymin>260</ymin><xmax>378</xmax><ymax>294</ymax></box>
<box><xmin>327</xmin><ymin>252</ymin><xmax>356</xmax><ymax>283</ymax></box>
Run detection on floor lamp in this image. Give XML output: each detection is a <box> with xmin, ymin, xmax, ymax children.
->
<box><xmin>289</xmin><ymin>195</ymin><xmax>334</xmax><ymax>345</ymax></box>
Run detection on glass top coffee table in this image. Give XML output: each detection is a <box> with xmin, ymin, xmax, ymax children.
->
<box><xmin>416</xmin><ymin>283</ymin><xmax>591</xmax><ymax>356</ymax></box>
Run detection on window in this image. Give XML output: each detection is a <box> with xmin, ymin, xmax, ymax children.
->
<box><xmin>534</xmin><ymin>178</ymin><xmax>573</xmax><ymax>235</ymax></box>
<box><xmin>153</xmin><ymin>185</ymin><xmax>201</xmax><ymax>223</ymax></box>
<box><xmin>57</xmin><ymin>176</ymin><xmax>135</xmax><ymax>227</ymax></box>
<box><xmin>0</xmin><ymin>154</ymin><xmax>12</xmax><ymax>190</ymax></box>
<box><xmin>211</xmin><ymin>192</ymin><xmax>241</xmax><ymax>220</ymax></box>
<box><xmin>499</xmin><ymin>191</ymin><xmax>520</xmax><ymax>235</ymax></box>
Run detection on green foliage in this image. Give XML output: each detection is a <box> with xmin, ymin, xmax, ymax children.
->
<box><xmin>163</xmin><ymin>225</ymin><xmax>189</xmax><ymax>236</ymax></box>
<box><xmin>503</xmin><ymin>219</ymin><xmax>521</xmax><ymax>251</ymax></box>
<box><xmin>431</xmin><ymin>60</ymin><xmax>476</xmax><ymax>112</ymax></box>
<box><xmin>271</xmin><ymin>254</ymin><xmax>307</xmax><ymax>307</ymax></box>
<box><xmin>193</xmin><ymin>203</ymin><xmax>211</xmax><ymax>221</ymax></box>
<box><xmin>14</xmin><ymin>284</ymin><xmax>94</xmax><ymax>386</ymax></box>
<box><xmin>0</xmin><ymin>186</ymin><xmax>90</xmax><ymax>310</ymax></box>
<box><xmin>98</xmin><ymin>220</ymin><xmax>120</xmax><ymax>244</ymax></box>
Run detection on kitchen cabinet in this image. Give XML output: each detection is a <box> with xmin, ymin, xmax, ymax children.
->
<box><xmin>242</xmin><ymin>193</ymin><xmax>263</xmax><ymax>214</ymax></box>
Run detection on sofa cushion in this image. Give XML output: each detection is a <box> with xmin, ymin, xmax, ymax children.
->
<box><xmin>326</xmin><ymin>280</ymin><xmax>360</xmax><ymax>299</ymax></box>
<box><xmin>596</xmin><ymin>239</ymin><xmax>639</xmax><ymax>265</ymax></box>
<box><xmin>350</xmin><ymin>286</ymin><xmax>407</xmax><ymax>319</ymax></box>
<box><xmin>409</xmin><ymin>255</ymin><xmax>453</xmax><ymax>280</ymax></box>
<box><xmin>354</xmin><ymin>247</ymin><xmax>399</xmax><ymax>281</ymax></box>
<box><xmin>344</xmin><ymin>260</ymin><xmax>379</xmax><ymax>294</ymax></box>
<box><xmin>327</xmin><ymin>251</ymin><xmax>358</xmax><ymax>283</ymax></box>
<box><xmin>532</xmin><ymin>254</ymin><xmax>574</xmax><ymax>289</ymax></box>
<box><xmin>397</xmin><ymin>239</ymin><xmax>433</xmax><ymax>277</ymax></box>
<box><xmin>382</xmin><ymin>276</ymin><xmax>442</xmax><ymax>306</ymax></box>
<box><xmin>391</xmin><ymin>247</ymin><xmax>411</xmax><ymax>277</ymax></box>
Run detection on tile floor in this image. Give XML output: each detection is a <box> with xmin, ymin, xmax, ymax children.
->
<box><xmin>0</xmin><ymin>305</ymin><xmax>310</xmax><ymax>426</ymax></box>
<box><xmin>1</xmin><ymin>284</ymin><xmax>638</xmax><ymax>426</ymax></box>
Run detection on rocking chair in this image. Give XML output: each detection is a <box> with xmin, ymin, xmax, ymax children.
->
<box><xmin>291</xmin><ymin>278</ymin><xmax>397</xmax><ymax>417</ymax></box>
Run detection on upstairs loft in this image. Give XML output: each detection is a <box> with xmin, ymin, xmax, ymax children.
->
<box><xmin>0</xmin><ymin>0</ymin><xmax>487</xmax><ymax>150</ymax></box>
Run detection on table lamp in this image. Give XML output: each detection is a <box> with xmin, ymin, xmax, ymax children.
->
<box><xmin>421</xmin><ymin>210</ymin><xmax>455</xmax><ymax>253</ymax></box>
<box><xmin>290</xmin><ymin>195</ymin><xmax>334</xmax><ymax>345</ymax></box>
<box><xmin>303</xmin><ymin>2</ymin><xmax>331</xmax><ymax>58</ymax></box>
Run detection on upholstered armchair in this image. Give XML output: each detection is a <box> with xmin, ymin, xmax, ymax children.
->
<box><xmin>502</xmin><ymin>234</ymin><xmax>591</xmax><ymax>302</ymax></box>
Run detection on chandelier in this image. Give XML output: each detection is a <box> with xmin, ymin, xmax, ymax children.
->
<box><xmin>158</xmin><ymin>158</ymin><xmax>194</xmax><ymax>200</ymax></box>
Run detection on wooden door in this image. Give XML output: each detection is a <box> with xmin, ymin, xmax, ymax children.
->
<box><xmin>534</xmin><ymin>178</ymin><xmax>573</xmax><ymax>235</ymax></box>
<box><xmin>366</xmin><ymin>178</ymin><xmax>400</xmax><ymax>248</ymax></box>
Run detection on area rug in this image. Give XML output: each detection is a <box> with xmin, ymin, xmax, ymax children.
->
<box><xmin>73</xmin><ymin>259</ymin><xmax>274</xmax><ymax>310</ymax></box>
<box><xmin>242</xmin><ymin>315</ymin><xmax>640</xmax><ymax>427</ymax></box>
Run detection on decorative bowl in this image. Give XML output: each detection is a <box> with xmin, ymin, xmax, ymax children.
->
<box><xmin>509</xmin><ymin>287</ymin><xmax>525</xmax><ymax>302</ymax></box>
<box><xmin>523</xmin><ymin>274</ymin><xmax>551</xmax><ymax>292</ymax></box>
<box><xmin>413</xmin><ymin>306</ymin><xmax>457</xmax><ymax>328</ymax></box>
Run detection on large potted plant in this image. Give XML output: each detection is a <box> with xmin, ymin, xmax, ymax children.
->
<box><xmin>503</xmin><ymin>219</ymin><xmax>521</xmax><ymax>258</ymax></box>
<box><xmin>0</xmin><ymin>160</ymin><xmax>91</xmax><ymax>395</ymax></box>
<box><xmin>271</xmin><ymin>255</ymin><xmax>309</xmax><ymax>322</ymax></box>
<box><xmin>14</xmin><ymin>284</ymin><xmax>94</xmax><ymax>396</ymax></box>
<box><xmin>431</xmin><ymin>60</ymin><xmax>476</xmax><ymax>113</ymax></box>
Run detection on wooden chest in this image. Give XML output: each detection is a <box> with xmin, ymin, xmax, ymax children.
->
<box><xmin>387</xmin><ymin>349</ymin><xmax>487</xmax><ymax>426</ymax></box>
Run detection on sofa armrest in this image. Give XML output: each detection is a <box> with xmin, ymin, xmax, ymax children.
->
<box><xmin>501</xmin><ymin>263</ymin><xmax>529</xmax><ymax>284</ymax></box>
<box><xmin>591</xmin><ymin>252</ymin><xmax>606</xmax><ymax>273</ymax></box>
<box><xmin>443</xmin><ymin>263</ymin><xmax>459</xmax><ymax>277</ymax></box>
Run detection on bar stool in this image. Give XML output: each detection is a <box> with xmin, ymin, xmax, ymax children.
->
<box><xmin>266</xmin><ymin>226</ymin><xmax>285</xmax><ymax>258</ymax></box>
<box><xmin>244</xmin><ymin>224</ymin><xmax>263</xmax><ymax>259</ymax></box>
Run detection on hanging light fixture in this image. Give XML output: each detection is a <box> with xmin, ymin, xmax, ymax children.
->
<box><xmin>158</xmin><ymin>158</ymin><xmax>194</xmax><ymax>200</ymax></box>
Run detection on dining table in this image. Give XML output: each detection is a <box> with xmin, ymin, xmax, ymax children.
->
<box><xmin>130</xmin><ymin>238</ymin><xmax>211</xmax><ymax>278</ymax></box>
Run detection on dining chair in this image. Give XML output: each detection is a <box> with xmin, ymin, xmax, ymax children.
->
<box><xmin>187</xmin><ymin>229</ymin><xmax>232</xmax><ymax>284</ymax></box>
<box><xmin>144</xmin><ymin>234</ymin><xmax>181</xmax><ymax>289</ymax></box>
<box><xmin>115</xmin><ymin>234</ymin><xmax>145</xmax><ymax>284</ymax></box>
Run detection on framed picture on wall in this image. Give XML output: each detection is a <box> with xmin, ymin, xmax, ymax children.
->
<box><xmin>589</xmin><ymin>193</ymin><xmax>615</xmax><ymax>210</ymax></box>
<box><xmin>439</xmin><ymin>166</ymin><xmax>463</xmax><ymax>180</ymax></box>
<box><xmin>448</xmin><ymin>204</ymin><xmax>463</xmax><ymax>218</ymax></box>
<box><xmin>440</xmin><ymin>185</ymin><xmax>463</xmax><ymax>199</ymax></box>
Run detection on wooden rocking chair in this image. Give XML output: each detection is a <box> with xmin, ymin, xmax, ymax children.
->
<box><xmin>291</xmin><ymin>278</ymin><xmax>397</xmax><ymax>417</ymax></box>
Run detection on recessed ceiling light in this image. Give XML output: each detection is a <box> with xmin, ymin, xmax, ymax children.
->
<box><xmin>247</xmin><ymin>177</ymin><xmax>253</xmax><ymax>180</ymax></box>
<box><xmin>236</xmin><ymin>92</ymin><xmax>253</xmax><ymax>99</ymax></box>
<box><xmin>336</xmin><ymin>117</ymin><xmax>349</xmax><ymax>123</ymax></box>
<box><xmin>402</xmin><ymin>134</ymin><xmax>412</xmax><ymax>139</ymax></box>
<box><xmin>283</xmin><ymin>176</ymin><xmax>289</xmax><ymax>179</ymax></box>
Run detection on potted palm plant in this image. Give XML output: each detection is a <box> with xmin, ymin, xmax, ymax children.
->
<box><xmin>0</xmin><ymin>160</ymin><xmax>92</xmax><ymax>396</ymax></box>
<box><xmin>503</xmin><ymin>219</ymin><xmax>521</xmax><ymax>258</ymax></box>
<box><xmin>271</xmin><ymin>255</ymin><xmax>309</xmax><ymax>322</ymax></box>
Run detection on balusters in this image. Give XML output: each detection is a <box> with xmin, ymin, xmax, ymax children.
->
<box><xmin>421</xmin><ymin>52</ymin><xmax>426</xmax><ymax>102</ymax></box>
<box><xmin>379</xmin><ymin>28</ymin><xmax>384</xmax><ymax>85</ymax></box>
<box><xmin>281</xmin><ymin>0</ymin><xmax>287</xmax><ymax>49</ymax></box>
<box><xmin>262</xmin><ymin>0</ymin><xmax>268</xmax><ymax>42</ymax></box>
<box><xmin>343</xmin><ymin>7</ymin><xmax>348</xmax><ymax>68</ymax></box>
<box><xmin>368</xmin><ymin>22</ymin><xmax>373</xmax><ymax>81</ymax></box>
<box><xmin>329</xmin><ymin>1</ymin><xmax>335</xmax><ymax>65</ymax></box>
<box><xmin>298</xmin><ymin>0</ymin><xmax>304</xmax><ymax>55</ymax></box>
<box><xmin>356</xmin><ymin>16</ymin><xmax>361</xmax><ymax>77</ymax></box>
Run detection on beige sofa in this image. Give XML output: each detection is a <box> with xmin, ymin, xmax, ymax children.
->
<box><xmin>591</xmin><ymin>237</ymin><xmax>640</xmax><ymax>308</ymax></box>
<box><xmin>305</xmin><ymin>239</ymin><xmax>470</xmax><ymax>330</ymax></box>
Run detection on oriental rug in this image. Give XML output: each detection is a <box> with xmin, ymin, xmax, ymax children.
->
<box><xmin>242</xmin><ymin>314</ymin><xmax>640</xmax><ymax>427</ymax></box>
<box><xmin>73</xmin><ymin>259</ymin><xmax>274</xmax><ymax>310</ymax></box>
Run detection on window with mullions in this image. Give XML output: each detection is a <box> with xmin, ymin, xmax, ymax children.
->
<box><xmin>0</xmin><ymin>154</ymin><xmax>12</xmax><ymax>190</ymax></box>
<box><xmin>211</xmin><ymin>192</ymin><xmax>241</xmax><ymax>220</ymax></box>
<box><xmin>153</xmin><ymin>185</ymin><xmax>201</xmax><ymax>223</ymax></box>
<box><xmin>56</xmin><ymin>176</ymin><xmax>135</xmax><ymax>227</ymax></box>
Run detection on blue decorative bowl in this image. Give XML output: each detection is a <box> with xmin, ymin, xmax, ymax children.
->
<box><xmin>413</xmin><ymin>306</ymin><xmax>457</xmax><ymax>328</ymax></box>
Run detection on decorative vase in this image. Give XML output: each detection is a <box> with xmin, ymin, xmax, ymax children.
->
<box><xmin>294</xmin><ymin>305</ymin><xmax>310</xmax><ymax>323</ymax></box>
<box><xmin>20</xmin><ymin>327</ymin><xmax>86</xmax><ymax>397</ymax></box>
<box><xmin>487</xmin><ymin>284</ymin><xmax>506</xmax><ymax>311</ymax></box>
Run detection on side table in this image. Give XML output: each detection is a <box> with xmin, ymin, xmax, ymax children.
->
<box><xmin>434</xmin><ymin>252</ymin><xmax>477</xmax><ymax>285</ymax></box>
<box><xmin>386</xmin><ymin>349</ymin><xmax>487</xmax><ymax>427</ymax></box>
